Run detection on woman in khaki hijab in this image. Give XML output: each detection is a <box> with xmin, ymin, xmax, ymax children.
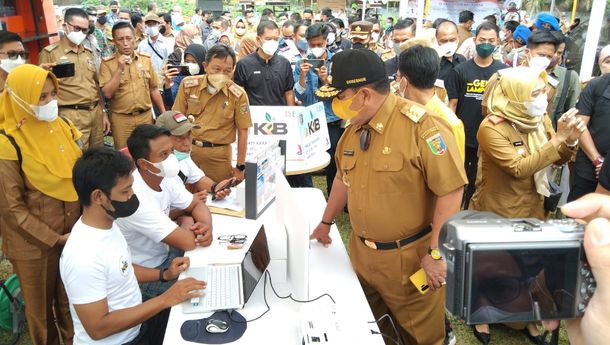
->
<box><xmin>468</xmin><ymin>66</ymin><xmax>584</xmax><ymax>344</ymax></box>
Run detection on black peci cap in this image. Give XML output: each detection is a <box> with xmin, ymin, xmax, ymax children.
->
<box><xmin>315</xmin><ymin>49</ymin><xmax>387</xmax><ymax>101</ymax></box>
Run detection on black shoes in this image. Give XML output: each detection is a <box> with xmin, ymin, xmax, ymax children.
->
<box><xmin>472</xmin><ymin>326</ymin><xmax>490</xmax><ymax>345</ymax></box>
<box><xmin>522</xmin><ymin>329</ymin><xmax>549</xmax><ymax>345</ymax></box>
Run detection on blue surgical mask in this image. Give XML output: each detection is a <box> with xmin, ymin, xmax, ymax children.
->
<box><xmin>296</xmin><ymin>38</ymin><xmax>309</xmax><ymax>52</ymax></box>
<box><xmin>173</xmin><ymin>149</ymin><xmax>190</xmax><ymax>161</ymax></box>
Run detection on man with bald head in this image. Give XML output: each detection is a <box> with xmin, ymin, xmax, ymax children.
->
<box><xmin>435</xmin><ymin>20</ymin><xmax>466</xmax><ymax>82</ymax></box>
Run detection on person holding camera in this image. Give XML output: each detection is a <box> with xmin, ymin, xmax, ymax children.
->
<box><xmin>468</xmin><ymin>66</ymin><xmax>585</xmax><ymax>344</ymax></box>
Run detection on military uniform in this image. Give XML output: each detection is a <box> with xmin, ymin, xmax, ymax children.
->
<box><xmin>336</xmin><ymin>93</ymin><xmax>467</xmax><ymax>345</ymax></box>
<box><xmin>99</xmin><ymin>51</ymin><xmax>160</xmax><ymax>149</ymax></box>
<box><xmin>470</xmin><ymin>115</ymin><xmax>576</xmax><ymax>219</ymax></box>
<box><xmin>39</xmin><ymin>37</ymin><xmax>104</xmax><ymax>149</ymax></box>
<box><xmin>172</xmin><ymin>75</ymin><xmax>252</xmax><ymax>182</ymax></box>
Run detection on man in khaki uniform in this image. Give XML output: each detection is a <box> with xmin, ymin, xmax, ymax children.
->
<box><xmin>348</xmin><ymin>20</ymin><xmax>373</xmax><ymax>50</ymax></box>
<box><xmin>311</xmin><ymin>49</ymin><xmax>467</xmax><ymax>345</ymax></box>
<box><xmin>173</xmin><ymin>45</ymin><xmax>252</xmax><ymax>182</ymax></box>
<box><xmin>39</xmin><ymin>8</ymin><xmax>109</xmax><ymax>149</ymax></box>
<box><xmin>100</xmin><ymin>21</ymin><xmax>166</xmax><ymax>149</ymax></box>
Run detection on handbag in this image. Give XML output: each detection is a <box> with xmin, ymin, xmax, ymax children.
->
<box><xmin>544</xmin><ymin>167</ymin><xmax>563</xmax><ymax>212</ymax></box>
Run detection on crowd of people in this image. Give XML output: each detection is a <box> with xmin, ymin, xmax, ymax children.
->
<box><xmin>0</xmin><ymin>2</ymin><xmax>609</xmax><ymax>345</ymax></box>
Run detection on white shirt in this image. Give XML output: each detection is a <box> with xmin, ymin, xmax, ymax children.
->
<box><xmin>137</xmin><ymin>35</ymin><xmax>169</xmax><ymax>78</ymax></box>
<box><xmin>60</xmin><ymin>219</ymin><xmax>142</xmax><ymax>345</ymax></box>
<box><xmin>116</xmin><ymin>170</ymin><xmax>193</xmax><ymax>268</ymax></box>
<box><xmin>176</xmin><ymin>156</ymin><xmax>205</xmax><ymax>185</ymax></box>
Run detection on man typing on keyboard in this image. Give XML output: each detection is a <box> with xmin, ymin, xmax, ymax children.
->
<box><xmin>61</xmin><ymin>147</ymin><xmax>206</xmax><ymax>345</ymax></box>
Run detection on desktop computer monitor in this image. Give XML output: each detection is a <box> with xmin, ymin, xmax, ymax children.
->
<box><xmin>275</xmin><ymin>173</ymin><xmax>310</xmax><ymax>301</ymax></box>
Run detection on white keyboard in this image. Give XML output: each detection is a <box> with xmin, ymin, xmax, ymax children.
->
<box><xmin>190</xmin><ymin>265</ymin><xmax>240</xmax><ymax>311</ymax></box>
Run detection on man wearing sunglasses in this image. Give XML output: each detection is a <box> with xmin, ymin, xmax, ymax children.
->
<box><xmin>39</xmin><ymin>7</ymin><xmax>110</xmax><ymax>149</ymax></box>
<box><xmin>312</xmin><ymin>49</ymin><xmax>467</xmax><ymax>345</ymax></box>
<box><xmin>0</xmin><ymin>31</ymin><xmax>27</xmax><ymax>92</ymax></box>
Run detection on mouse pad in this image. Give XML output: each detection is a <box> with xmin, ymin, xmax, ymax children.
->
<box><xmin>180</xmin><ymin>310</ymin><xmax>247</xmax><ymax>344</ymax></box>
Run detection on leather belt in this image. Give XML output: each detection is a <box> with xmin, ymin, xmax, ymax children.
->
<box><xmin>192</xmin><ymin>139</ymin><xmax>227</xmax><ymax>148</ymax></box>
<box><xmin>359</xmin><ymin>225</ymin><xmax>432</xmax><ymax>250</ymax></box>
<box><xmin>114</xmin><ymin>108</ymin><xmax>151</xmax><ymax>116</ymax></box>
<box><xmin>58</xmin><ymin>102</ymin><xmax>97</xmax><ymax>111</ymax></box>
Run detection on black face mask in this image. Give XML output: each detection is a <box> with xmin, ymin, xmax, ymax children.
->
<box><xmin>102</xmin><ymin>194</ymin><xmax>140</xmax><ymax>219</ymax></box>
<box><xmin>159</xmin><ymin>25</ymin><xmax>167</xmax><ymax>35</ymax></box>
<box><xmin>352</xmin><ymin>42</ymin><xmax>366</xmax><ymax>49</ymax></box>
<box><xmin>111</xmin><ymin>8</ymin><xmax>118</xmax><ymax>13</ymax></box>
<box><xmin>88</xmin><ymin>24</ymin><xmax>95</xmax><ymax>35</ymax></box>
<box><xmin>98</xmin><ymin>16</ymin><xmax>107</xmax><ymax>26</ymax></box>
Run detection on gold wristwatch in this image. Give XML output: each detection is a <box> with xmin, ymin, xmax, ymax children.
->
<box><xmin>428</xmin><ymin>247</ymin><xmax>442</xmax><ymax>260</ymax></box>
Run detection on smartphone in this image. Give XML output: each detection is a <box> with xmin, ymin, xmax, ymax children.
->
<box><xmin>167</xmin><ymin>65</ymin><xmax>191</xmax><ymax>76</ymax></box>
<box><xmin>409</xmin><ymin>268</ymin><xmax>430</xmax><ymax>294</ymax></box>
<box><xmin>212</xmin><ymin>178</ymin><xmax>236</xmax><ymax>200</ymax></box>
<box><xmin>304</xmin><ymin>59</ymin><xmax>324</xmax><ymax>69</ymax></box>
<box><xmin>52</xmin><ymin>62</ymin><xmax>75</xmax><ymax>78</ymax></box>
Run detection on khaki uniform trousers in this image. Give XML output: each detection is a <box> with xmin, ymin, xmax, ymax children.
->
<box><xmin>59</xmin><ymin>105</ymin><xmax>104</xmax><ymax>149</ymax></box>
<box><xmin>10</xmin><ymin>249</ymin><xmax>73</xmax><ymax>345</ymax></box>
<box><xmin>110</xmin><ymin>109</ymin><xmax>153</xmax><ymax>149</ymax></box>
<box><xmin>191</xmin><ymin>144</ymin><xmax>233</xmax><ymax>183</ymax></box>
<box><xmin>349</xmin><ymin>233</ymin><xmax>445</xmax><ymax>345</ymax></box>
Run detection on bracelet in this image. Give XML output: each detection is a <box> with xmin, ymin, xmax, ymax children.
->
<box><xmin>565</xmin><ymin>139</ymin><xmax>579</xmax><ymax>148</ymax></box>
<box><xmin>321</xmin><ymin>220</ymin><xmax>335</xmax><ymax>226</ymax></box>
<box><xmin>593</xmin><ymin>156</ymin><xmax>605</xmax><ymax>167</ymax></box>
<box><xmin>159</xmin><ymin>267</ymin><xmax>168</xmax><ymax>282</ymax></box>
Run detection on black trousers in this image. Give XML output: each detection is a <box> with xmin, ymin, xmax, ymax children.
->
<box><xmin>462</xmin><ymin>146</ymin><xmax>478</xmax><ymax>209</ymax></box>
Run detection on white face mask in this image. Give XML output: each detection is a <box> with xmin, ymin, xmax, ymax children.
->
<box><xmin>470</xmin><ymin>305</ymin><xmax>535</xmax><ymax>324</ymax></box>
<box><xmin>192</xmin><ymin>37</ymin><xmax>203</xmax><ymax>45</ymax></box>
<box><xmin>529</xmin><ymin>56</ymin><xmax>551</xmax><ymax>71</ymax></box>
<box><xmin>148</xmin><ymin>154</ymin><xmax>180</xmax><ymax>178</ymax></box>
<box><xmin>524</xmin><ymin>94</ymin><xmax>548</xmax><ymax>117</ymax></box>
<box><xmin>67</xmin><ymin>30</ymin><xmax>87</xmax><ymax>46</ymax></box>
<box><xmin>437</xmin><ymin>42</ymin><xmax>458</xmax><ymax>58</ymax></box>
<box><xmin>499</xmin><ymin>30</ymin><xmax>507</xmax><ymax>42</ymax></box>
<box><xmin>8</xmin><ymin>88</ymin><xmax>59</xmax><ymax>122</ymax></box>
<box><xmin>393</xmin><ymin>43</ymin><xmax>401</xmax><ymax>57</ymax></box>
<box><xmin>261</xmin><ymin>39</ymin><xmax>279</xmax><ymax>56</ymax></box>
<box><xmin>186</xmin><ymin>62</ymin><xmax>200</xmax><ymax>75</ymax></box>
<box><xmin>371</xmin><ymin>32</ymin><xmax>380</xmax><ymax>42</ymax></box>
<box><xmin>310</xmin><ymin>47</ymin><xmax>326</xmax><ymax>58</ymax></box>
<box><xmin>326</xmin><ymin>32</ymin><xmax>336</xmax><ymax>45</ymax></box>
<box><xmin>0</xmin><ymin>56</ymin><xmax>25</xmax><ymax>73</ymax></box>
<box><xmin>146</xmin><ymin>26</ymin><xmax>159</xmax><ymax>37</ymax></box>
<box><xmin>235</xmin><ymin>28</ymin><xmax>246</xmax><ymax>36</ymax></box>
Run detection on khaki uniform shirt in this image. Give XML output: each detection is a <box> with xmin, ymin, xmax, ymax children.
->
<box><xmin>458</xmin><ymin>25</ymin><xmax>473</xmax><ymax>48</ymax></box>
<box><xmin>0</xmin><ymin>159</ymin><xmax>79</xmax><ymax>260</ymax></box>
<box><xmin>336</xmin><ymin>93</ymin><xmax>467</xmax><ymax>242</ymax></box>
<box><xmin>99</xmin><ymin>52</ymin><xmax>160</xmax><ymax>114</ymax></box>
<box><xmin>470</xmin><ymin>115</ymin><xmax>576</xmax><ymax>219</ymax></box>
<box><xmin>425</xmin><ymin>94</ymin><xmax>466</xmax><ymax>162</ymax></box>
<box><xmin>38</xmin><ymin>37</ymin><xmax>99</xmax><ymax>106</ymax></box>
<box><xmin>173</xmin><ymin>76</ymin><xmax>252</xmax><ymax>144</ymax></box>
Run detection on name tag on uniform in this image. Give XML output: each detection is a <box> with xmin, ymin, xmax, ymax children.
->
<box><xmin>513</xmin><ymin>140</ymin><xmax>524</xmax><ymax>147</ymax></box>
<box><xmin>343</xmin><ymin>150</ymin><xmax>354</xmax><ymax>156</ymax></box>
<box><xmin>253</xmin><ymin>71</ymin><xmax>262</xmax><ymax>74</ymax></box>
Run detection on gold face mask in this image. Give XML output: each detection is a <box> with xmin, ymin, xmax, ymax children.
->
<box><xmin>207</xmin><ymin>73</ymin><xmax>230</xmax><ymax>89</ymax></box>
<box><xmin>332</xmin><ymin>89</ymin><xmax>364</xmax><ymax>120</ymax></box>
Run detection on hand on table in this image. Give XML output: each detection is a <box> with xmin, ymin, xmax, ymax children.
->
<box><xmin>191</xmin><ymin>222</ymin><xmax>212</xmax><ymax>247</ymax></box>
<box><xmin>310</xmin><ymin>223</ymin><xmax>332</xmax><ymax>247</ymax></box>
<box><xmin>160</xmin><ymin>277</ymin><xmax>206</xmax><ymax>307</ymax></box>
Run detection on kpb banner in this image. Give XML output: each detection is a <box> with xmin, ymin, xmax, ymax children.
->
<box><xmin>234</xmin><ymin>102</ymin><xmax>331</xmax><ymax>162</ymax></box>
<box><xmin>428</xmin><ymin>0</ymin><xmax>501</xmax><ymax>25</ymax></box>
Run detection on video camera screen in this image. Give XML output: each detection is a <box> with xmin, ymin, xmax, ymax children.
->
<box><xmin>467</xmin><ymin>245</ymin><xmax>580</xmax><ymax>324</ymax></box>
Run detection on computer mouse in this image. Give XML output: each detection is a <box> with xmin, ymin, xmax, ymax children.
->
<box><xmin>206</xmin><ymin>319</ymin><xmax>229</xmax><ymax>334</ymax></box>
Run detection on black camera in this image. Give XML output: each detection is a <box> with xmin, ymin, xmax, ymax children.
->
<box><xmin>440</xmin><ymin>211</ymin><xmax>595</xmax><ymax>325</ymax></box>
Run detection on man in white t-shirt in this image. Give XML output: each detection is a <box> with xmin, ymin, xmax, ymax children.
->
<box><xmin>62</xmin><ymin>147</ymin><xmax>205</xmax><ymax>345</ymax></box>
<box><xmin>117</xmin><ymin>124</ymin><xmax>213</xmax><ymax>300</ymax></box>
<box><xmin>155</xmin><ymin>111</ymin><xmax>233</xmax><ymax>200</ymax></box>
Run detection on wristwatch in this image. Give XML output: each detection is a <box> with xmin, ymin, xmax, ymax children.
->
<box><xmin>159</xmin><ymin>267</ymin><xmax>168</xmax><ymax>282</ymax></box>
<box><xmin>428</xmin><ymin>247</ymin><xmax>442</xmax><ymax>260</ymax></box>
<box><xmin>236</xmin><ymin>163</ymin><xmax>246</xmax><ymax>171</ymax></box>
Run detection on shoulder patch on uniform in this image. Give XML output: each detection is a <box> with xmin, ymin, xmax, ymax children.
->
<box><xmin>400</xmin><ymin>103</ymin><xmax>427</xmax><ymax>123</ymax></box>
<box><xmin>425</xmin><ymin>133</ymin><xmax>447</xmax><ymax>155</ymax></box>
<box><xmin>488</xmin><ymin>115</ymin><xmax>505</xmax><ymax>124</ymax></box>
<box><xmin>228</xmin><ymin>84</ymin><xmax>244</xmax><ymax>98</ymax></box>
<box><xmin>183</xmin><ymin>77</ymin><xmax>200</xmax><ymax>88</ymax></box>
<box><xmin>43</xmin><ymin>44</ymin><xmax>58</xmax><ymax>52</ymax></box>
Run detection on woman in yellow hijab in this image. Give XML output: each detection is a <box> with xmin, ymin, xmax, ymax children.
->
<box><xmin>0</xmin><ymin>64</ymin><xmax>81</xmax><ymax>345</ymax></box>
<box><xmin>468</xmin><ymin>66</ymin><xmax>584</xmax><ymax>345</ymax></box>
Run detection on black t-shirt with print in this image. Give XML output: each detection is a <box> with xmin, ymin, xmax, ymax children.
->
<box><xmin>446</xmin><ymin>59</ymin><xmax>507</xmax><ymax>148</ymax></box>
